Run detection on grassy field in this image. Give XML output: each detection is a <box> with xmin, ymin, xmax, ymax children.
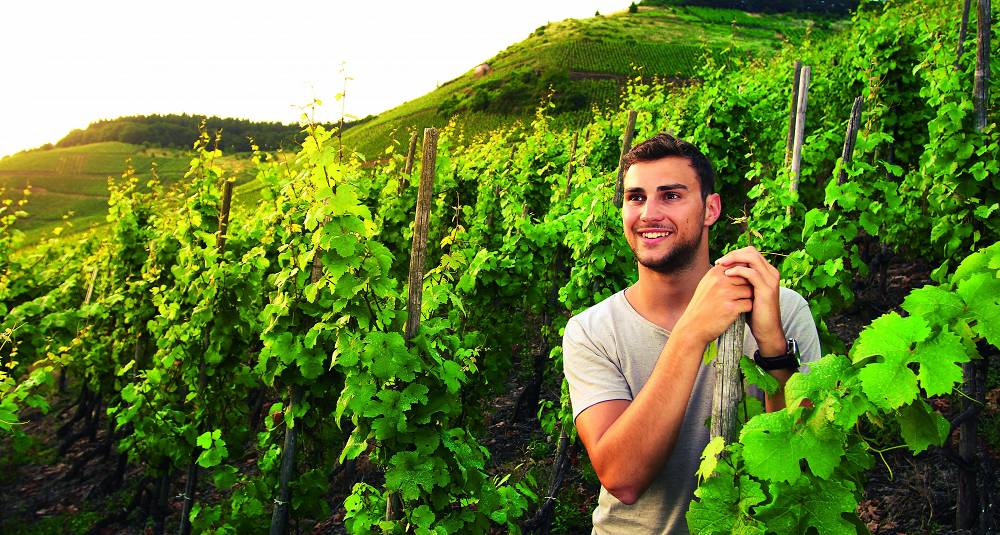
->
<box><xmin>340</xmin><ymin>3</ymin><xmax>840</xmax><ymax>158</ymax></box>
<box><xmin>0</xmin><ymin>142</ymin><xmax>254</xmax><ymax>244</ymax></box>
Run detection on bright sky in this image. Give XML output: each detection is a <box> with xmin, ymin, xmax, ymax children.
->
<box><xmin>1</xmin><ymin>0</ymin><xmax>633</xmax><ymax>158</ymax></box>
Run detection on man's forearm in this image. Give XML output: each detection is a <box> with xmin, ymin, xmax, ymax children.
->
<box><xmin>764</xmin><ymin>368</ymin><xmax>794</xmax><ymax>412</ymax></box>
<box><xmin>585</xmin><ymin>334</ymin><xmax>706</xmax><ymax>504</ymax></box>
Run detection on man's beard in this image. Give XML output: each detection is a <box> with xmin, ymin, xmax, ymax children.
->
<box><xmin>630</xmin><ymin>230</ymin><xmax>702</xmax><ymax>274</ymax></box>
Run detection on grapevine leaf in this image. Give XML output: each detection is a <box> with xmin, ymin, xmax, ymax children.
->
<box><xmin>740</xmin><ymin>411</ymin><xmax>845</xmax><ymax>482</ymax></box>
<box><xmin>784</xmin><ymin>355</ymin><xmax>852</xmax><ymax>409</ymax></box>
<box><xmin>858</xmin><ymin>358</ymin><xmax>920</xmax><ymax>410</ymax></box>
<box><xmin>196</xmin><ymin>431</ymin><xmax>213</xmax><ymax>449</ymax></box>
<box><xmin>850</xmin><ymin>312</ymin><xmax>930</xmax><ymax>365</ymax></box>
<box><xmin>739</xmin><ymin>412</ymin><xmax>800</xmax><ymax>483</ymax></box>
<box><xmin>756</xmin><ymin>476</ymin><xmax>857</xmax><ymax>535</ymax></box>
<box><xmin>686</xmin><ymin>473</ymin><xmax>738</xmax><ymax>534</ymax></box>
<box><xmin>739</xmin><ymin>356</ymin><xmax>779</xmax><ymax>395</ymax></box>
<box><xmin>956</xmin><ymin>273</ymin><xmax>1000</xmax><ymax>347</ymax></box>
<box><xmin>385</xmin><ymin>452</ymin><xmax>449</xmax><ymax>501</ymax></box>
<box><xmin>914</xmin><ymin>329</ymin><xmax>969</xmax><ymax>396</ymax></box>
<box><xmin>952</xmin><ymin>241</ymin><xmax>1000</xmax><ymax>283</ymax></box>
<box><xmin>696</xmin><ymin>436</ymin><xmax>726</xmax><ymax>482</ymax></box>
<box><xmin>901</xmin><ymin>285</ymin><xmax>964</xmax><ymax>324</ymax></box>
<box><xmin>897</xmin><ymin>400</ymin><xmax>950</xmax><ymax>454</ymax></box>
<box><xmin>339</xmin><ymin>429</ymin><xmax>368</xmax><ymax>463</ymax></box>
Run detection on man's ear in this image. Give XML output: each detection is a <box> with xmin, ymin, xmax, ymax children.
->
<box><xmin>704</xmin><ymin>193</ymin><xmax>721</xmax><ymax>226</ymax></box>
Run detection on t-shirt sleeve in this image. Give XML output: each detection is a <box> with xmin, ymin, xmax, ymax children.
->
<box><xmin>563</xmin><ymin>315</ymin><xmax>633</xmax><ymax>422</ymax></box>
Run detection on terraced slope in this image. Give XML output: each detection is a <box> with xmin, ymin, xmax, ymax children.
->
<box><xmin>0</xmin><ymin>142</ymin><xmax>254</xmax><ymax>244</ymax></box>
<box><xmin>341</xmin><ymin>4</ymin><xmax>839</xmax><ymax>158</ymax></box>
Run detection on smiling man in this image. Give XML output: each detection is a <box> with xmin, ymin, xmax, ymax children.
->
<box><xmin>562</xmin><ymin>133</ymin><xmax>820</xmax><ymax>534</ymax></box>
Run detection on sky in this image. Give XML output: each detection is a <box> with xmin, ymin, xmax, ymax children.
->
<box><xmin>1</xmin><ymin>0</ymin><xmax>633</xmax><ymax>158</ymax></box>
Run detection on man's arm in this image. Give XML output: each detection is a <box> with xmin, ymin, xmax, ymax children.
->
<box><xmin>573</xmin><ymin>264</ymin><xmax>753</xmax><ymax>505</ymax></box>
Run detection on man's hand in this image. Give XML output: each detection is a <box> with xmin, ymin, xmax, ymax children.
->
<box><xmin>673</xmin><ymin>263</ymin><xmax>754</xmax><ymax>349</ymax></box>
<box><xmin>713</xmin><ymin>246</ymin><xmax>786</xmax><ymax>356</ymax></box>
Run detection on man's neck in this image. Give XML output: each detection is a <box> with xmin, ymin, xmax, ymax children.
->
<box><xmin>625</xmin><ymin>258</ymin><xmax>711</xmax><ymax>332</ymax></box>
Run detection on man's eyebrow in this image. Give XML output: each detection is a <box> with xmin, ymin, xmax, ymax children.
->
<box><xmin>656</xmin><ymin>184</ymin><xmax>689</xmax><ymax>191</ymax></box>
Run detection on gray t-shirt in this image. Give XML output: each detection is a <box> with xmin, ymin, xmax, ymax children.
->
<box><xmin>563</xmin><ymin>287</ymin><xmax>821</xmax><ymax>535</ymax></box>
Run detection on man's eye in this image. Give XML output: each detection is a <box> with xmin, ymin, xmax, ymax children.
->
<box><xmin>628</xmin><ymin>194</ymin><xmax>645</xmax><ymax>202</ymax></box>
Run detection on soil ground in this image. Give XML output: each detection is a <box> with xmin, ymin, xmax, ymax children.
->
<box><xmin>1</xmin><ymin>254</ymin><xmax>997</xmax><ymax>534</ymax></box>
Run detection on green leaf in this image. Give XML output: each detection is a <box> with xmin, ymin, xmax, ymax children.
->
<box><xmin>696</xmin><ymin>436</ymin><xmax>727</xmax><ymax>482</ymax></box>
<box><xmin>755</xmin><ymin>476</ymin><xmax>857</xmax><ymax>534</ymax></box>
<box><xmin>851</xmin><ymin>313</ymin><xmax>930</xmax><ymax>365</ymax></box>
<box><xmin>915</xmin><ymin>329</ymin><xmax>969</xmax><ymax>396</ymax></box>
<box><xmin>385</xmin><ymin>452</ymin><xmax>450</xmax><ymax>501</ymax></box>
<box><xmin>897</xmin><ymin>400</ymin><xmax>950</xmax><ymax>454</ymax></box>
<box><xmin>686</xmin><ymin>472</ymin><xmax>738</xmax><ymax>534</ymax></box>
<box><xmin>196</xmin><ymin>431</ymin><xmax>214</xmax><ymax>449</ymax></box>
<box><xmin>339</xmin><ymin>430</ymin><xmax>368</xmax><ymax>463</ymax></box>
<box><xmin>740</xmin><ymin>411</ymin><xmax>844</xmax><ymax>483</ymax></box>
<box><xmin>739</xmin><ymin>356</ymin><xmax>779</xmax><ymax>395</ymax></box>
<box><xmin>956</xmin><ymin>273</ymin><xmax>1000</xmax><ymax>347</ymax></box>
<box><xmin>902</xmin><ymin>285</ymin><xmax>965</xmax><ymax>325</ymax></box>
<box><xmin>784</xmin><ymin>355</ymin><xmax>852</xmax><ymax>409</ymax></box>
<box><xmin>702</xmin><ymin>339</ymin><xmax>718</xmax><ymax>366</ymax></box>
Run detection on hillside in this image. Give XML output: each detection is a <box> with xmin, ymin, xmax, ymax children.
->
<box><xmin>1</xmin><ymin>3</ymin><xmax>843</xmax><ymax>245</ymax></box>
<box><xmin>340</xmin><ymin>3</ymin><xmax>843</xmax><ymax>158</ymax></box>
<box><xmin>0</xmin><ymin>142</ymin><xmax>256</xmax><ymax>244</ymax></box>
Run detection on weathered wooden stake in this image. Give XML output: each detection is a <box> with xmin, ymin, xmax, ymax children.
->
<box><xmin>710</xmin><ymin>316</ymin><xmax>746</xmax><ymax>443</ymax></box>
<box><xmin>784</xmin><ymin>61</ymin><xmax>803</xmax><ymax>167</ymax></box>
<box><xmin>788</xmin><ymin>65</ymin><xmax>811</xmax><ymax>216</ymax></box>
<box><xmin>404</xmin><ymin>127</ymin><xmax>438</xmax><ymax>341</ymax></box>
<box><xmin>269</xmin><ymin>386</ymin><xmax>304</xmax><ymax>535</ymax></box>
<box><xmin>956</xmin><ymin>0</ymin><xmax>973</xmax><ymax>70</ymax></box>
<box><xmin>958</xmin><ymin>2</ymin><xmax>990</xmax><ymax>529</ymax></box>
<box><xmin>386</xmin><ymin>127</ymin><xmax>438</xmax><ymax>522</ymax></box>
<box><xmin>837</xmin><ymin>96</ymin><xmax>864</xmax><ymax>186</ymax></box>
<box><xmin>612</xmin><ymin>110</ymin><xmax>638</xmax><ymax>208</ymax></box>
<box><xmin>400</xmin><ymin>131</ymin><xmax>419</xmax><ymax>193</ymax></box>
<box><xmin>972</xmin><ymin>0</ymin><xmax>990</xmax><ymax>132</ymax></box>
<box><xmin>178</xmin><ymin>180</ymin><xmax>235</xmax><ymax>535</ymax></box>
<box><xmin>565</xmin><ymin>131</ymin><xmax>579</xmax><ymax>196</ymax></box>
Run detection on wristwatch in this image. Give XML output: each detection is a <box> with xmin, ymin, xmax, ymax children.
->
<box><xmin>753</xmin><ymin>338</ymin><xmax>800</xmax><ymax>371</ymax></box>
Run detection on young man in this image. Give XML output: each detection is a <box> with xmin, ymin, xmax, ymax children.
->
<box><xmin>562</xmin><ymin>133</ymin><xmax>820</xmax><ymax>534</ymax></box>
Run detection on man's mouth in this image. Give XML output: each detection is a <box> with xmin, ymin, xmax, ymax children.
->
<box><xmin>638</xmin><ymin>230</ymin><xmax>672</xmax><ymax>239</ymax></box>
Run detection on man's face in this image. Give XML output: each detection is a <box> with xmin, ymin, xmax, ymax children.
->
<box><xmin>621</xmin><ymin>156</ymin><xmax>720</xmax><ymax>274</ymax></box>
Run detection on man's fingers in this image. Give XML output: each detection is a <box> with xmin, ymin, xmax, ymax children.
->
<box><xmin>723</xmin><ymin>265</ymin><xmax>770</xmax><ymax>290</ymax></box>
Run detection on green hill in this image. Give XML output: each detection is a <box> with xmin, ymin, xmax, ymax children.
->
<box><xmin>340</xmin><ymin>3</ymin><xmax>843</xmax><ymax>158</ymax></box>
<box><xmin>0</xmin><ymin>142</ymin><xmax>256</xmax><ymax>244</ymax></box>
<box><xmin>1</xmin><ymin>3</ymin><xmax>844</xmax><ymax>244</ymax></box>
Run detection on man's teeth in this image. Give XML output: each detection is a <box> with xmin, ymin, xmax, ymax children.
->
<box><xmin>641</xmin><ymin>231</ymin><xmax>671</xmax><ymax>238</ymax></box>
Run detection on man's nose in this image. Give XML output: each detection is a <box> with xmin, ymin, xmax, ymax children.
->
<box><xmin>640</xmin><ymin>200</ymin><xmax>662</xmax><ymax>221</ymax></box>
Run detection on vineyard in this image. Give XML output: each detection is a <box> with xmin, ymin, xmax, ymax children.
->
<box><xmin>1</xmin><ymin>0</ymin><xmax>998</xmax><ymax>533</ymax></box>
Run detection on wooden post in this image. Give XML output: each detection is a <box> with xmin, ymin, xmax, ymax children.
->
<box><xmin>216</xmin><ymin>180</ymin><xmax>234</xmax><ymax>254</ymax></box>
<box><xmin>972</xmin><ymin>0</ymin><xmax>990</xmax><ymax>132</ymax></box>
<box><xmin>178</xmin><ymin>180</ymin><xmax>235</xmax><ymax>535</ymax></box>
<box><xmin>788</xmin><ymin>65</ymin><xmax>811</xmax><ymax>216</ymax></box>
<box><xmin>386</xmin><ymin>127</ymin><xmax>438</xmax><ymax>522</ymax></box>
<box><xmin>269</xmin><ymin>222</ymin><xmax>326</xmax><ymax>535</ymax></box>
<box><xmin>956</xmin><ymin>0</ymin><xmax>973</xmax><ymax>70</ymax></box>
<box><xmin>400</xmin><ymin>131</ymin><xmax>419</xmax><ymax>194</ymax></box>
<box><xmin>784</xmin><ymin>61</ymin><xmax>803</xmax><ymax>167</ymax></box>
<box><xmin>837</xmin><ymin>96</ymin><xmax>864</xmax><ymax>186</ymax></box>
<box><xmin>269</xmin><ymin>385</ymin><xmax>304</xmax><ymax>535</ymax></box>
<box><xmin>565</xmin><ymin>131</ymin><xmax>579</xmax><ymax>196</ymax></box>
<box><xmin>710</xmin><ymin>317</ymin><xmax>746</xmax><ymax>443</ymax></box>
<box><xmin>404</xmin><ymin>128</ymin><xmax>438</xmax><ymax>341</ymax></box>
<box><xmin>958</xmin><ymin>3</ymin><xmax>990</xmax><ymax>528</ymax></box>
<box><xmin>613</xmin><ymin>110</ymin><xmax>638</xmax><ymax>208</ymax></box>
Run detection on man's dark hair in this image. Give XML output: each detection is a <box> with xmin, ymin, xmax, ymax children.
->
<box><xmin>623</xmin><ymin>133</ymin><xmax>716</xmax><ymax>200</ymax></box>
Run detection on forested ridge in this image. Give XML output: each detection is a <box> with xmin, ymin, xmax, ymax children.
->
<box><xmin>0</xmin><ymin>0</ymin><xmax>997</xmax><ymax>533</ymax></box>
